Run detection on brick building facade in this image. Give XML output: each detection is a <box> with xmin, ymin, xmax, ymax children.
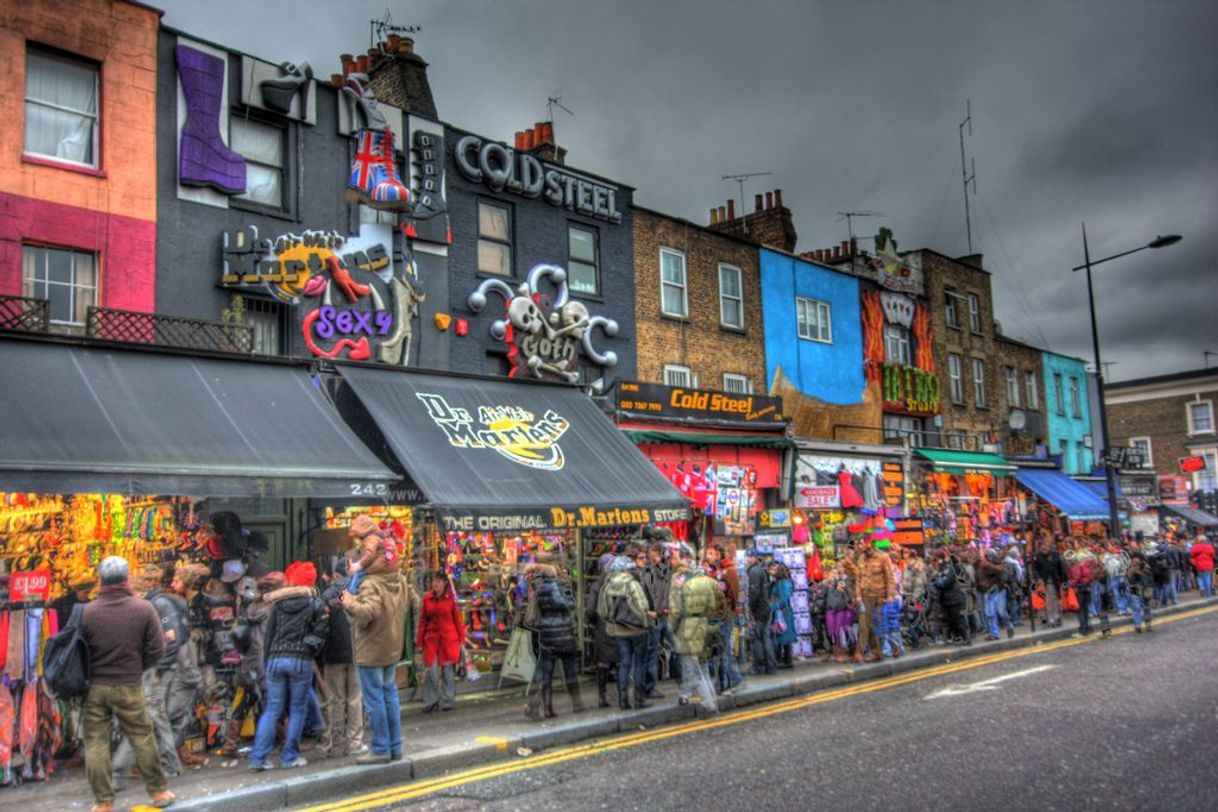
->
<box><xmin>994</xmin><ymin>335</ymin><xmax>1047</xmax><ymax>458</ymax></box>
<box><xmin>631</xmin><ymin>205</ymin><xmax>765</xmax><ymax>393</ymax></box>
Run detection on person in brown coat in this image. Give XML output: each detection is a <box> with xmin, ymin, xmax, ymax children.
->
<box><xmin>80</xmin><ymin>556</ymin><xmax>175</xmax><ymax>812</ymax></box>
<box><xmin>852</xmin><ymin>541</ymin><xmax>896</xmax><ymax>663</ymax></box>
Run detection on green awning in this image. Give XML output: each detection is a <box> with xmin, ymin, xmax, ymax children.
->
<box><xmin>915</xmin><ymin>448</ymin><xmax>1016</xmax><ymax>475</ymax></box>
<box><xmin>621</xmin><ymin>430</ymin><xmax>792</xmax><ymax>448</ymax></box>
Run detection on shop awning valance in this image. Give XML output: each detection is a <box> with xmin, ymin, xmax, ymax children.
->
<box><xmin>620</xmin><ymin>429</ymin><xmax>792</xmax><ymax>448</ymax></box>
<box><xmin>1015</xmin><ymin>467</ymin><xmax>1111</xmax><ymax>520</ymax></box>
<box><xmin>915</xmin><ymin>449</ymin><xmax>1016</xmax><ymax>475</ymax></box>
<box><xmin>1160</xmin><ymin>504</ymin><xmax>1218</xmax><ymax>528</ymax></box>
<box><xmin>332</xmin><ymin>365</ymin><xmax>691</xmax><ymax>531</ymax></box>
<box><xmin>0</xmin><ymin>339</ymin><xmax>397</xmax><ymax>497</ymax></box>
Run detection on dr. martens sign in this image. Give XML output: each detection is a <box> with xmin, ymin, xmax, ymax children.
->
<box><xmin>453</xmin><ymin>134</ymin><xmax>622</xmax><ymax>224</ymax></box>
<box><xmin>615</xmin><ymin>381</ymin><xmax>787</xmax><ymax>428</ymax></box>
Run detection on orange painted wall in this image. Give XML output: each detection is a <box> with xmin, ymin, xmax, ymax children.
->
<box><xmin>0</xmin><ymin>0</ymin><xmax>159</xmax><ymax>222</ymax></box>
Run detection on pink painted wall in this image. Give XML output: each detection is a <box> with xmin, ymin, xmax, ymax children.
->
<box><xmin>0</xmin><ymin>191</ymin><xmax>155</xmax><ymax>311</ymax></box>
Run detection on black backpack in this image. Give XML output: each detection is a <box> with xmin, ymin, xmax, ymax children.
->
<box><xmin>43</xmin><ymin>604</ymin><xmax>91</xmax><ymax>699</ymax></box>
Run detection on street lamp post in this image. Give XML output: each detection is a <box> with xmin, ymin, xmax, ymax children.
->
<box><xmin>1072</xmin><ymin>226</ymin><xmax>1182</xmax><ymax>537</ymax></box>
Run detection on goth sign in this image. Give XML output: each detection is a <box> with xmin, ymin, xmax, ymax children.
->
<box><xmin>454</xmin><ymin>135</ymin><xmax>623</xmax><ymax>224</ymax></box>
<box><xmin>467</xmin><ymin>264</ymin><xmax>619</xmax><ymax>383</ymax></box>
<box><xmin>614</xmin><ymin>381</ymin><xmax>787</xmax><ymax>428</ymax></box>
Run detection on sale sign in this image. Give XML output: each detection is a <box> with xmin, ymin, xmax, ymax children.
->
<box><xmin>797</xmin><ymin>485</ymin><xmax>841</xmax><ymax>509</ymax></box>
<box><xmin>10</xmin><ymin>569</ymin><xmax>52</xmax><ymax>602</ymax></box>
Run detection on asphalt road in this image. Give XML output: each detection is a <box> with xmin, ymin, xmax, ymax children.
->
<box><xmin>310</xmin><ymin>607</ymin><xmax>1218</xmax><ymax>812</ymax></box>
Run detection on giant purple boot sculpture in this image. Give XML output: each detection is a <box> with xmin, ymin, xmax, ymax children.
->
<box><xmin>176</xmin><ymin>44</ymin><xmax>246</xmax><ymax>194</ymax></box>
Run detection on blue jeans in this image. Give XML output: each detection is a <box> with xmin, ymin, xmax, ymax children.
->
<box><xmin>306</xmin><ymin>685</ymin><xmax>325</xmax><ymax>735</ymax></box>
<box><xmin>1130</xmin><ymin>592</ymin><xmax>1152</xmax><ymax>627</ymax></box>
<box><xmin>1089</xmin><ymin>582</ymin><xmax>1103</xmax><ymax>617</ymax></box>
<box><xmin>985</xmin><ymin>589</ymin><xmax>1009</xmax><ymax>638</ymax></box>
<box><xmin>250</xmin><ymin>656</ymin><xmax>311</xmax><ymax>766</ymax></box>
<box><xmin>615</xmin><ymin>635</ymin><xmax>648</xmax><ymax>697</ymax></box>
<box><xmin>643</xmin><ymin>619</ymin><xmax>669</xmax><ymax>694</ymax></box>
<box><xmin>1108</xmin><ymin>576</ymin><xmax>1127</xmax><ymax>613</ymax></box>
<box><xmin>357</xmin><ymin>664</ymin><xmax>402</xmax><ymax>757</ymax></box>
<box><xmin>347</xmin><ymin>570</ymin><xmax>366</xmax><ymax>595</ymax></box>
<box><xmin>750</xmin><ymin>621</ymin><xmax>777</xmax><ymax>673</ymax></box>
<box><xmin>716</xmin><ymin>620</ymin><xmax>742</xmax><ymax>692</ymax></box>
<box><xmin>1198</xmin><ymin>570</ymin><xmax>1214</xmax><ymax>597</ymax></box>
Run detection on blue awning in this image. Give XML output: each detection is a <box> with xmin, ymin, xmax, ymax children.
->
<box><xmin>1075</xmin><ymin>478</ymin><xmax>1123</xmax><ymax>500</ymax></box>
<box><xmin>1016</xmin><ymin>467</ymin><xmax>1112</xmax><ymax>520</ymax></box>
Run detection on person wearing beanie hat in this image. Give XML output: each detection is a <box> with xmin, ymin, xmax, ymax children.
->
<box><xmin>346</xmin><ymin>515</ymin><xmax>398</xmax><ymax>597</ymax></box>
<box><xmin>669</xmin><ymin>542</ymin><xmax>723</xmax><ymax>712</ymax></box>
<box><xmin>248</xmin><ymin>562</ymin><xmax>329</xmax><ymax>772</ymax></box>
<box><xmin>596</xmin><ymin>554</ymin><xmax>654</xmax><ymax>710</ymax></box>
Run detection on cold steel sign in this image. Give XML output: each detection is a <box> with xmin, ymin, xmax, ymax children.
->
<box><xmin>453</xmin><ymin>134</ymin><xmax>623</xmax><ymax>223</ymax></box>
<box><xmin>615</xmin><ymin>381</ymin><xmax>786</xmax><ymax>427</ymax></box>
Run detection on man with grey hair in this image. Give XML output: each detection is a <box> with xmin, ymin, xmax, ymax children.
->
<box><xmin>80</xmin><ymin>556</ymin><xmax>175</xmax><ymax>811</ymax></box>
<box><xmin>669</xmin><ymin>543</ymin><xmax>724</xmax><ymax>712</ymax></box>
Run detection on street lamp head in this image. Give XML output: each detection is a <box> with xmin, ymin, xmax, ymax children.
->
<box><xmin>1147</xmin><ymin>234</ymin><xmax>1182</xmax><ymax>249</ymax></box>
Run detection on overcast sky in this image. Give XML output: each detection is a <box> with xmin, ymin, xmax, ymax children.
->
<box><xmin>159</xmin><ymin>0</ymin><xmax>1218</xmax><ymax>382</ymax></box>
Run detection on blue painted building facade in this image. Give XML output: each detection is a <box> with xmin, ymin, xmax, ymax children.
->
<box><xmin>1042</xmin><ymin>350</ymin><xmax>1094</xmax><ymax>474</ymax></box>
<box><xmin>759</xmin><ymin>248</ymin><xmax>866</xmax><ymax>405</ymax></box>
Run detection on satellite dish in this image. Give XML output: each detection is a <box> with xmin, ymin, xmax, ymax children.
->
<box><xmin>1009</xmin><ymin>409</ymin><xmax>1027</xmax><ymax>432</ymax></box>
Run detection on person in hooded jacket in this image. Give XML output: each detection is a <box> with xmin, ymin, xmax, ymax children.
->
<box><xmin>1126</xmin><ymin>545</ymin><xmax>1155</xmax><ymax>633</ymax></box>
<box><xmin>768</xmin><ymin>561</ymin><xmax>797</xmax><ymax>668</ymax></box>
<box><xmin>416</xmin><ymin>572</ymin><xmax>465</xmax><ymax>714</ymax></box>
<box><xmin>1190</xmin><ymin>534</ymin><xmax>1215</xmax><ymax>597</ymax></box>
<box><xmin>248</xmin><ymin>562</ymin><xmax>329</xmax><ymax>772</ymax></box>
<box><xmin>669</xmin><ymin>543</ymin><xmax>724</xmax><ymax>711</ymax></box>
<box><xmin>524</xmin><ymin>556</ymin><xmax>583</xmax><ymax>719</ymax></box>
<box><xmin>584</xmin><ymin>553</ymin><xmax>620</xmax><ymax>708</ymax></box>
<box><xmin>319</xmin><ymin>553</ymin><xmax>364</xmax><ymax>757</ymax></box>
<box><xmin>931</xmin><ymin>551</ymin><xmax>970</xmax><ymax>646</ymax></box>
<box><xmin>596</xmin><ymin>555</ymin><xmax>654</xmax><ymax>710</ymax></box>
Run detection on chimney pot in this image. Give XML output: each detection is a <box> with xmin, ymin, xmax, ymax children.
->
<box><xmin>534</xmin><ymin>122</ymin><xmax>546</xmax><ymax>144</ymax></box>
<box><xmin>542</xmin><ymin>121</ymin><xmax>554</xmax><ymax>144</ymax></box>
<box><xmin>814</xmin><ymin>249</ymin><xmax>823</xmax><ymax>261</ymax></box>
<box><xmin>775</xmin><ymin>189</ymin><xmax>783</xmax><ymax>208</ymax></box>
<box><xmin>718</xmin><ymin>205</ymin><xmax>727</xmax><ymax>222</ymax></box>
<box><xmin>399</xmin><ymin>37</ymin><xmax>414</xmax><ymax>55</ymax></box>
<box><xmin>340</xmin><ymin>53</ymin><xmax>354</xmax><ymax>75</ymax></box>
<box><xmin>765</xmin><ymin>191</ymin><xmax>774</xmax><ymax>209</ymax></box>
<box><xmin>523</xmin><ymin>129</ymin><xmax>535</xmax><ymax>149</ymax></box>
<box><xmin>710</xmin><ymin>208</ymin><xmax>719</xmax><ymax>225</ymax></box>
<box><xmin>515</xmin><ymin>132</ymin><xmax>527</xmax><ymax>151</ymax></box>
<box><xmin>850</xmin><ymin>238</ymin><xmax>858</xmax><ymax>256</ymax></box>
<box><xmin>841</xmin><ymin>241</ymin><xmax>850</xmax><ymax>256</ymax></box>
<box><xmin>355</xmin><ymin>55</ymin><xmax>369</xmax><ymax>73</ymax></box>
<box><xmin>754</xmin><ymin>193</ymin><xmax>764</xmax><ymax>212</ymax></box>
<box><xmin>330</xmin><ymin>73</ymin><xmax>344</xmax><ymax>87</ymax></box>
<box><xmin>727</xmin><ymin>199</ymin><xmax>736</xmax><ymax>220</ymax></box>
<box><xmin>387</xmin><ymin>33</ymin><xmax>401</xmax><ymax>52</ymax></box>
<box><xmin>835</xmin><ymin>246</ymin><xmax>843</xmax><ymax>258</ymax></box>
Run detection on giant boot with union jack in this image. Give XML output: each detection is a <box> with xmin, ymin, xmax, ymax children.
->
<box><xmin>347</xmin><ymin>127</ymin><xmax>411</xmax><ymax>210</ymax></box>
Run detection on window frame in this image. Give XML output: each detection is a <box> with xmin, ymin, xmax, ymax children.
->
<box><xmin>883</xmin><ymin>323</ymin><xmax>912</xmax><ymax>366</ymax></box>
<box><xmin>23</xmin><ymin>45</ymin><xmax>100</xmax><ymax>170</ymax></box>
<box><xmin>1025</xmin><ymin>370</ymin><xmax>1039</xmax><ymax>410</ymax></box>
<box><xmin>948</xmin><ymin>354</ymin><xmax>964</xmax><ymax>404</ymax></box>
<box><xmin>1194</xmin><ymin>449</ymin><xmax>1218</xmax><ymax>491</ymax></box>
<box><xmin>21</xmin><ymin>243</ymin><xmax>99</xmax><ymax>327</ymax></box>
<box><xmin>566</xmin><ymin>223</ymin><xmax>600</xmax><ymax>295</ymax></box>
<box><xmin>718</xmin><ymin>263</ymin><xmax>744</xmax><ymax>329</ymax></box>
<box><xmin>476</xmin><ymin>198</ymin><xmax>514</xmax><ymax>277</ymax></box>
<box><xmin>230</xmin><ymin>113</ymin><xmax>288</xmax><ymax>212</ymax></box>
<box><xmin>1068</xmin><ymin>376</ymin><xmax>1082</xmax><ymax>418</ymax></box>
<box><xmin>1053</xmin><ymin>373</ymin><xmax>1065</xmax><ymax>416</ymax></box>
<box><xmin>796</xmin><ymin>296</ymin><xmax>832</xmax><ymax>343</ymax></box>
<box><xmin>663</xmin><ymin>364</ymin><xmax>695</xmax><ymax>388</ymax></box>
<box><xmin>1129</xmin><ymin>436</ymin><xmax>1153</xmax><ymax>468</ymax></box>
<box><xmin>1076</xmin><ymin>444</ymin><xmax>1087</xmax><ymax>475</ymax></box>
<box><xmin>659</xmin><ymin>248</ymin><xmax>688</xmax><ymax>318</ymax></box>
<box><xmin>944</xmin><ymin>289</ymin><xmax>960</xmax><ymax>329</ymax></box>
<box><xmin>1005</xmin><ymin>366</ymin><xmax>1020</xmax><ymax>408</ymax></box>
<box><xmin>722</xmin><ymin>373</ymin><xmax>751</xmax><ymax>394</ymax></box>
<box><xmin>971</xmin><ymin>357</ymin><xmax>987</xmax><ymax>408</ymax></box>
<box><xmin>967</xmin><ymin>293</ymin><xmax>981</xmax><ymax>333</ymax></box>
<box><xmin>1187</xmin><ymin>400</ymin><xmax>1215</xmax><ymax>435</ymax></box>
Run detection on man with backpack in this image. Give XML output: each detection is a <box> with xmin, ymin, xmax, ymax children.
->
<box><xmin>79</xmin><ymin>556</ymin><xmax>175</xmax><ymax>812</ymax></box>
<box><xmin>596</xmin><ymin>555</ymin><xmax>654</xmax><ymax>710</ymax></box>
<box><xmin>669</xmin><ymin>543</ymin><xmax>725</xmax><ymax>712</ymax></box>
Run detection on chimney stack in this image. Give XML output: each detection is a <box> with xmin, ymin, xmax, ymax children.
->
<box><xmin>726</xmin><ymin>199</ymin><xmax>736</xmax><ymax>220</ymax></box>
<box><xmin>361</xmin><ymin>35</ymin><xmax>438</xmax><ymax>119</ymax></box>
<box><xmin>754</xmin><ymin>193</ymin><xmax>764</xmax><ymax>212</ymax></box>
<box><xmin>710</xmin><ymin>208</ymin><xmax>719</xmax><ymax>225</ymax></box>
<box><xmin>765</xmin><ymin>191</ymin><xmax>774</xmax><ymax>209</ymax></box>
<box><xmin>774</xmin><ymin>189</ymin><xmax>783</xmax><ymax>208</ymax></box>
<box><xmin>707</xmin><ymin>186</ymin><xmax>798</xmax><ymax>253</ymax></box>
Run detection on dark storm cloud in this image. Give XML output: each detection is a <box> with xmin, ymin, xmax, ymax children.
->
<box><xmin>158</xmin><ymin>0</ymin><xmax>1218</xmax><ymax>382</ymax></box>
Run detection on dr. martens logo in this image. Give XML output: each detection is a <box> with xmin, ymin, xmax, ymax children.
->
<box><xmin>415</xmin><ymin>393</ymin><xmax>570</xmax><ymax>471</ymax></box>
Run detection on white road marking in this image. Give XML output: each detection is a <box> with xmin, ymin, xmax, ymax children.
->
<box><xmin>924</xmin><ymin>664</ymin><xmax>1057</xmax><ymax>699</ymax></box>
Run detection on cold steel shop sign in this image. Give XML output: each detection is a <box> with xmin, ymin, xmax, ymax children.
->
<box><xmin>615</xmin><ymin>381</ymin><xmax>786</xmax><ymax>427</ymax></box>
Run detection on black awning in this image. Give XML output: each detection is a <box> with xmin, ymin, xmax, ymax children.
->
<box><xmin>333</xmin><ymin>365</ymin><xmax>691</xmax><ymax>531</ymax></box>
<box><xmin>1160</xmin><ymin>503</ymin><xmax>1218</xmax><ymax>528</ymax></box>
<box><xmin>0</xmin><ymin>339</ymin><xmax>396</xmax><ymax>497</ymax></box>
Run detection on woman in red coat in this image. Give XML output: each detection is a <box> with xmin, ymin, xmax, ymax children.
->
<box><xmin>416</xmin><ymin>573</ymin><xmax>465</xmax><ymax>712</ymax></box>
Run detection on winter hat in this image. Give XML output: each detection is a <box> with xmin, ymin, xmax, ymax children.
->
<box><xmin>606</xmin><ymin>555</ymin><xmax>633</xmax><ymax>574</ymax></box>
<box><xmin>220</xmin><ymin>558</ymin><xmax>247</xmax><ymax>584</ymax></box>
<box><xmin>745</xmin><ymin>548</ymin><xmax>760</xmax><ymax>558</ymax></box>
<box><xmin>668</xmin><ymin>542</ymin><xmax>695</xmax><ymax>562</ymax></box>
<box><xmin>597</xmin><ymin>552</ymin><xmax>615</xmax><ymax>571</ymax></box>
<box><xmin>285</xmin><ymin>561</ymin><xmax>317</xmax><ymax>588</ymax></box>
<box><xmin>257</xmin><ymin>571</ymin><xmax>286</xmax><ymax>592</ymax></box>
<box><xmin>349</xmin><ymin>514</ymin><xmax>379</xmax><ymax>538</ymax></box>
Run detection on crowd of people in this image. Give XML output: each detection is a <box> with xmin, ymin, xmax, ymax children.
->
<box><xmin>70</xmin><ymin>517</ymin><xmax>1215</xmax><ymax>812</ymax></box>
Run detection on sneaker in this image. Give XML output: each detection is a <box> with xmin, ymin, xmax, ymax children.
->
<box><xmin>356</xmin><ymin>753</ymin><xmax>391</xmax><ymax>765</ymax></box>
<box><xmin>249</xmin><ymin>761</ymin><xmax>272</xmax><ymax>772</ymax></box>
<box><xmin>1006</xmin><ymin>627</ymin><xmax>1015</xmax><ymax>639</ymax></box>
<box><xmin>645</xmin><ymin>689</ymin><xmax>665</xmax><ymax>699</ymax></box>
<box><xmin>282</xmin><ymin>757</ymin><xmax>308</xmax><ymax>769</ymax></box>
<box><xmin>149</xmin><ymin>790</ymin><xmax>176</xmax><ymax>809</ymax></box>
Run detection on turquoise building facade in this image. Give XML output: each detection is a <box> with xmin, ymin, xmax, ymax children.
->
<box><xmin>1042</xmin><ymin>350</ymin><xmax>1094</xmax><ymax>474</ymax></box>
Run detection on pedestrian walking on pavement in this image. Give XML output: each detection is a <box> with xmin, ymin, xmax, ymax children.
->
<box><xmin>977</xmin><ymin>548</ymin><xmax>1012</xmax><ymax>640</ymax></box>
<box><xmin>1033</xmin><ymin>537</ymin><xmax>1068</xmax><ymax>627</ymax></box>
<box><xmin>1190</xmin><ymin>534</ymin><xmax>1214</xmax><ymax>597</ymax></box>
<box><xmin>640</xmin><ymin>539</ymin><xmax>672</xmax><ymax>700</ymax></box>
<box><xmin>585</xmin><ymin>553</ymin><xmax>620</xmax><ymax>708</ymax></box>
<box><xmin>416</xmin><ymin>572</ymin><xmax>465</xmax><ymax>714</ymax></box>
<box><xmin>80</xmin><ymin>556</ymin><xmax>175</xmax><ymax>812</ymax></box>
<box><xmin>319</xmin><ymin>553</ymin><xmax>365</xmax><ymax>757</ymax></box>
<box><xmin>745</xmin><ymin>549</ymin><xmax>778</xmax><ymax>673</ymax></box>
<box><xmin>669</xmin><ymin>543</ymin><xmax>723</xmax><ymax>711</ymax></box>
<box><xmin>597</xmin><ymin>555</ymin><xmax>654</xmax><ymax>710</ymax></box>
<box><xmin>1126</xmin><ymin>545</ymin><xmax>1155</xmax><ymax>633</ymax></box>
<box><xmin>341</xmin><ymin>549</ymin><xmax>412</xmax><ymax>765</ymax></box>
<box><xmin>768</xmin><ymin>561</ymin><xmax>797</xmax><ymax>668</ymax></box>
<box><xmin>523</xmin><ymin>556</ymin><xmax>584</xmax><ymax>719</ymax></box>
<box><xmin>248</xmin><ymin>561</ymin><xmax>329</xmax><ymax>772</ymax></box>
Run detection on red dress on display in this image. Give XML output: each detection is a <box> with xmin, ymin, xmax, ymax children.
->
<box><xmin>839</xmin><ymin>470</ymin><xmax>864</xmax><ymax>509</ymax></box>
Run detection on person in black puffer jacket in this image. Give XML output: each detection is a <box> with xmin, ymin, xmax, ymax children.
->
<box><xmin>524</xmin><ymin>559</ymin><xmax>583</xmax><ymax>720</ymax></box>
<box><xmin>248</xmin><ymin>562</ymin><xmax>329</xmax><ymax>771</ymax></box>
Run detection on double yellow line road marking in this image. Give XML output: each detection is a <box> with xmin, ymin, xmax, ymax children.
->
<box><xmin>299</xmin><ymin>603</ymin><xmax>1218</xmax><ymax>812</ymax></box>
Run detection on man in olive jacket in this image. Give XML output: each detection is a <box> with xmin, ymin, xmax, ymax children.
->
<box><xmin>669</xmin><ymin>544</ymin><xmax>724</xmax><ymax>712</ymax></box>
<box><xmin>341</xmin><ymin>555</ymin><xmax>413</xmax><ymax>765</ymax></box>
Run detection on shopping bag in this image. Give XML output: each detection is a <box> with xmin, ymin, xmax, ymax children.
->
<box><xmin>1062</xmin><ymin>587</ymin><xmax>1080</xmax><ymax>612</ymax></box>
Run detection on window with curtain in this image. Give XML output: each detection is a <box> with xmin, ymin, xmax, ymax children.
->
<box><xmin>972</xmin><ymin>358</ymin><xmax>986</xmax><ymax>407</ymax></box>
<box><xmin>718</xmin><ymin>263</ymin><xmax>743</xmax><ymax>328</ymax></box>
<box><xmin>231</xmin><ymin>117</ymin><xmax>285</xmax><ymax>208</ymax></box>
<box><xmin>1025</xmin><ymin>371</ymin><xmax>1039</xmax><ymax>409</ymax></box>
<box><xmin>968</xmin><ymin>294</ymin><xmax>981</xmax><ymax>332</ymax></box>
<box><xmin>949</xmin><ymin>354</ymin><xmax>963</xmax><ymax>403</ymax></box>
<box><xmin>22</xmin><ymin>244</ymin><xmax>97</xmax><ymax>326</ymax></box>
<box><xmin>478</xmin><ymin>201</ymin><xmax>512</xmax><ymax>275</ymax></box>
<box><xmin>567</xmin><ymin>225</ymin><xmax>598</xmax><ymax>294</ymax></box>
<box><xmin>1005</xmin><ymin>367</ymin><xmax>1021</xmax><ymax>407</ymax></box>
<box><xmin>660</xmin><ymin>249</ymin><xmax>687</xmax><ymax>317</ymax></box>
<box><xmin>24</xmin><ymin>47</ymin><xmax>99</xmax><ymax>167</ymax></box>
<box><xmin>1188</xmin><ymin>401</ymin><xmax>1214</xmax><ymax>434</ymax></box>
<box><xmin>1069</xmin><ymin>376</ymin><xmax>1082</xmax><ymax>417</ymax></box>
<box><xmin>1053</xmin><ymin>373</ymin><xmax>1065</xmax><ymax>415</ymax></box>
<box><xmin>884</xmin><ymin>323</ymin><xmax>911</xmax><ymax>365</ymax></box>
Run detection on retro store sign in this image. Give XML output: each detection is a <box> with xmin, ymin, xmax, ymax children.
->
<box><xmin>416</xmin><ymin>392</ymin><xmax>570</xmax><ymax>471</ymax></box>
<box><xmin>615</xmin><ymin>381</ymin><xmax>786</xmax><ymax>427</ymax></box>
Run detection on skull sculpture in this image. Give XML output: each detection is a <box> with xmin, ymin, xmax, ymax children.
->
<box><xmin>507</xmin><ymin>296</ymin><xmax>545</xmax><ymax>335</ymax></box>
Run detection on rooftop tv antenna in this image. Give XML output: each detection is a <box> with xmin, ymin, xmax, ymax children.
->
<box><xmin>370</xmin><ymin>10</ymin><xmax>421</xmax><ymax>50</ymax></box>
<box><xmin>959</xmin><ymin>99</ymin><xmax>978</xmax><ymax>254</ymax></box>
<box><xmin>836</xmin><ymin>211</ymin><xmax>884</xmax><ymax>246</ymax></box>
<box><xmin>722</xmin><ymin>171</ymin><xmax>772</xmax><ymax>234</ymax></box>
<box><xmin>545</xmin><ymin>93</ymin><xmax>574</xmax><ymax>140</ymax></box>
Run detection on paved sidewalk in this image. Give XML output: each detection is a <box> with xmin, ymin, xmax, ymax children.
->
<box><xmin>5</xmin><ymin>595</ymin><xmax>1214</xmax><ymax>812</ymax></box>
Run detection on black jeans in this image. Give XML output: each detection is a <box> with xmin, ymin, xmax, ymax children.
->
<box><xmin>1075</xmin><ymin>585</ymin><xmax>1091</xmax><ymax>634</ymax></box>
<box><xmin>540</xmin><ymin>652</ymin><xmax>580</xmax><ymax>690</ymax></box>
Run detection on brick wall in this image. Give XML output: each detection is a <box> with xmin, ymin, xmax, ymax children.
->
<box><xmin>1108</xmin><ymin>387</ymin><xmax>1218</xmax><ymax>476</ymax></box>
<box><xmin>707</xmin><ymin>190</ymin><xmax>797</xmax><ymax>253</ymax></box>
<box><xmin>922</xmin><ymin>251</ymin><xmax>1004</xmax><ymax>443</ymax></box>
<box><xmin>994</xmin><ymin>335</ymin><xmax>1047</xmax><ymax>453</ymax></box>
<box><xmin>366</xmin><ymin>40</ymin><xmax>437</xmax><ymax>119</ymax></box>
<box><xmin>632</xmin><ymin>207</ymin><xmax>766</xmax><ymax>393</ymax></box>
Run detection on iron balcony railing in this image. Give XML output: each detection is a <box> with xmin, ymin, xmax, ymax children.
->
<box><xmin>85</xmin><ymin>306</ymin><xmax>254</xmax><ymax>354</ymax></box>
<box><xmin>0</xmin><ymin>294</ymin><xmax>50</xmax><ymax>333</ymax></box>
